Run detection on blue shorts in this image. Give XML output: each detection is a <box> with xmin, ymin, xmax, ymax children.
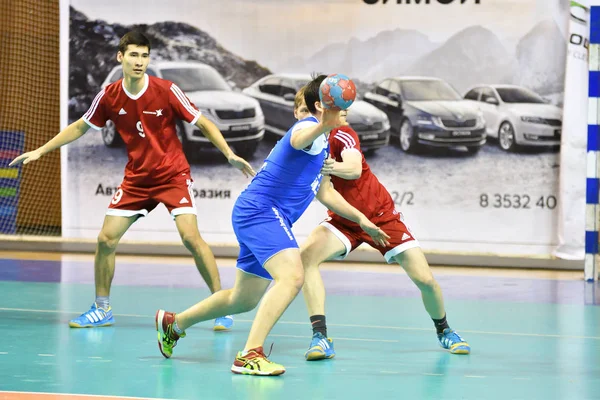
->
<box><xmin>232</xmin><ymin>196</ymin><xmax>298</xmax><ymax>280</ymax></box>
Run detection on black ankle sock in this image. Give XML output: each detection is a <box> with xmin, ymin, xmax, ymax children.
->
<box><xmin>310</xmin><ymin>315</ymin><xmax>327</xmax><ymax>337</ymax></box>
<box><xmin>433</xmin><ymin>314</ymin><xmax>449</xmax><ymax>334</ymax></box>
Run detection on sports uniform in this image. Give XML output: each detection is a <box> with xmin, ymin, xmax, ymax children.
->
<box><xmin>83</xmin><ymin>73</ymin><xmax>199</xmax><ymax>218</ymax></box>
<box><xmin>233</xmin><ymin>115</ymin><xmax>329</xmax><ymax>279</ymax></box>
<box><xmin>324</xmin><ymin>125</ymin><xmax>419</xmax><ymax>262</ymax></box>
<box><xmin>71</xmin><ymin>73</ymin><xmax>232</xmax><ymax>331</ymax></box>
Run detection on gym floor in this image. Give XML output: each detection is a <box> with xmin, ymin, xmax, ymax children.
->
<box><xmin>0</xmin><ymin>251</ymin><xmax>598</xmax><ymax>400</ymax></box>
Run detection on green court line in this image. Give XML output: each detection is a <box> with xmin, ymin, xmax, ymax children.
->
<box><xmin>0</xmin><ymin>187</ymin><xmax>16</xmax><ymax>197</ymax></box>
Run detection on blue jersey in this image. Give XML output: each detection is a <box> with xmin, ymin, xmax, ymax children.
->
<box><xmin>240</xmin><ymin>116</ymin><xmax>329</xmax><ymax>224</ymax></box>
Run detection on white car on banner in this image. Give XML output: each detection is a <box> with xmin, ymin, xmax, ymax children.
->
<box><xmin>463</xmin><ymin>85</ymin><xmax>562</xmax><ymax>152</ymax></box>
<box><xmin>100</xmin><ymin>61</ymin><xmax>265</xmax><ymax>158</ymax></box>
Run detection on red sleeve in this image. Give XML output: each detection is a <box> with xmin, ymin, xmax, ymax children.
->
<box><xmin>331</xmin><ymin>126</ymin><xmax>361</xmax><ymax>159</ymax></box>
<box><xmin>169</xmin><ymin>83</ymin><xmax>202</xmax><ymax>124</ymax></box>
<box><xmin>82</xmin><ymin>89</ymin><xmax>108</xmax><ymax>130</ymax></box>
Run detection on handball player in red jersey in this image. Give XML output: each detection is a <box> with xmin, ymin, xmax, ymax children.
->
<box><xmin>293</xmin><ymin>104</ymin><xmax>471</xmax><ymax>360</ymax></box>
<box><xmin>10</xmin><ymin>31</ymin><xmax>254</xmax><ymax>331</ymax></box>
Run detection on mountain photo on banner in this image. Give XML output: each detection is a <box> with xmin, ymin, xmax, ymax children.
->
<box><xmin>68</xmin><ymin>6</ymin><xmax>272</xmax><ymax>121</ymax></box>
<box><xmin>283</xmin><ymin>19</ymin><xmax>566</xmax><ymax>106</ymax></box>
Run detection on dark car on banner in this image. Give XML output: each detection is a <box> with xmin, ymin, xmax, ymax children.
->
<box><xmin>100</xmin><ymin>61</ymin><xmax>265</xmax><ymax>158</ymax></box>
<box><xmin>363</xmin><ymin>77</ymin><xmax>486</xmax><ymax>154</ymax></box>
<box><xmin>243</xmin><ymin>73</ymin><xmax>391</xmax><ymax>153</ymax></box>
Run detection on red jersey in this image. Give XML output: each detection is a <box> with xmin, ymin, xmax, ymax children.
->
<box><xmin>328</xmin><ymin>125</ymin><xmax>396</xmax><ymax>226</ymax></box>
<box><xmin>82</xmin><ymin>74</ymin><xmax>201</xmax><ymax>187</ymax></box>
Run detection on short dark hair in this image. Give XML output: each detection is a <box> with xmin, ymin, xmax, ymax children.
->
<box><xmin>303</xmin><ymin>73</ymin><xmax>327</xmax><ymax>114</ymax></box>
<box><xmin>118</xmin><ymin>31</ymin><xmax>151</xmax><ymax>55</ymax></box>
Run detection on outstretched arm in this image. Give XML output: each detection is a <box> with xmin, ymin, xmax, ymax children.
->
<box><xmin>316</xmin><ymin>176</ymin><xmax>390</xmax><ymax>246</ymax></box>
<box><xmin>9</xmin><ymin>118</ymin><xmax>90</xmax><ymax>166</ymax></box>
<box><xmin>195</xmin><ymin>115</ymin><xmax>255</xmax><ymax>177</ymax></box>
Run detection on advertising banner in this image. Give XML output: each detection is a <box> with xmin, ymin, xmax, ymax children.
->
<box><xmin>554</xmin><ymin>0</ymin><xmax>589</xmax><ymax>260</ymax></box>
<box><xmin>62</xmin><ymin>0</ymin><xmax>572</xmax><ymax>257</ymax></box>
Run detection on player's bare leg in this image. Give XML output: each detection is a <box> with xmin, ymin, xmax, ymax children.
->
<box><xmin>181</xmin><ymin>248</ymin><xmax>303</xmax><ymax>375</ymax></box>
<box><xmin>69</xmin><ymin>215</ymin><xmax>137</xmax><ymax>328</ymax></box>
<box><xmin>156</xmin><ymin>270</ymin><xmax>283</xmax><ymax>374</ymax></box>
<box><xmin>244</xmin><ymin>248</ymin><xmax>304</xmax><ymax>349</ymax></box>
<box><xmin>394</xmin><ymin>247</ymin><xmax>470</xmax><ymax>354</ymax></box>
<box><xmin>175</xmin><ymin>214</ymin><xmax>221</xmax><ymax>293</ymax></box>
<box><xmin>394</xmin><ymin>247</ymin><xmax>445</xmax><ymax>319</ymax></box>
<box><xmin>300</xmin><ymin>225</ymin><xmax>346</xmax><ymax>360</ymax></box>
<box><xmin>95</xmin><ymin>215</ymin><xmax>138</xmax><ymax>297</ymax></box>
<box><xmin>175</xmin><ymin>213</ymin><xmax>234</xmax><ymax>331</ymax></box>
<box><xmin>301</xmin><ymin>226</ymin><xmax>346</xmax><ymax>318</ymax></box>
<box><xmin>171</xmin><ymin>269</ymin><xmax>269</xmax><ymax>330</ymax></box>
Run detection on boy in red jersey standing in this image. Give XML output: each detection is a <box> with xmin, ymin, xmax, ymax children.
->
<box><xmin>10</xmin><ymin>31</ymin><xmax>254</xmax><ymax>331</ymax></box>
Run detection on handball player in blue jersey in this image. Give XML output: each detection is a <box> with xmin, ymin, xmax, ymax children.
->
<box><xmin>155</xmin><ymin>75</ymin><xmax>390</xmax><ymax>376</ymax></box>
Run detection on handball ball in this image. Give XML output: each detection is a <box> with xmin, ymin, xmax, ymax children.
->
<box><xmin>319</xmin><ymin>73</ymin><xmax>356</xmax><ymax>110</ymax></box>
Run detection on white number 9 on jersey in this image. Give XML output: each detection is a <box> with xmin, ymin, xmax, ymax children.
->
<box><xmin>136</xmin><ymin>121</ymin><xmax>145</xmax><ymax>138</ymax></box>
<box><xmin>111</xmin><ymin>188</ymin><xmax>124</xmax><ymax>205</ymax></box>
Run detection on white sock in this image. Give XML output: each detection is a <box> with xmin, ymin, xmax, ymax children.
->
<box><xmin>95</xmin><ymin>296</ymin><xmax>110</xmax><ymax>310</ymax></box>
<box><xmin>242</xmin><ymin>348</ymin><xmax>258</xmax><ymax>356</ymax></box>
<box><xmin>173</xmin><ymin>319</ymin><xmax>184</xmax><ymax>335</ymax></box>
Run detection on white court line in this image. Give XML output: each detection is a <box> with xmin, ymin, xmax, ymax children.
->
<box><xmin>37</xmin><ymin>354</ymin><xmax>55</xmax><ymax>357</ymax></box>
<box><xmin>0</xmin><ymin>390</ymin><xmax>175</xmax><ymax>400</ymax></box>
<box><xmin>465</xmin><ymin>375</ymin><xmax>486</xmax><ymax>378</ymax></box>
<box><xmin>269</xmin><ymin>333</ymin><xmax>400</xmax><ymax>343</ymax></box>
<box><xmin>1</xmin><ymin>307</ymin><xmax>599</xmax><ymax>341</ymax></box>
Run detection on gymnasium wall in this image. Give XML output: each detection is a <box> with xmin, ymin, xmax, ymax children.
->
<box><xmin>0</xmin><ymin>0</ymin><xmax>61</xmax><ymax>235</ymax></box>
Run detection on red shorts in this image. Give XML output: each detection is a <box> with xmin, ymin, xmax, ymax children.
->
<box><xmin>322</xmin><ymin>211</ymin><xmax>419</xmax><ymax>263</ymax></box>
<box><xmin>107</xmin><ymin>174</ymin><xmax>196</xmax><ymax>218</ymax></box>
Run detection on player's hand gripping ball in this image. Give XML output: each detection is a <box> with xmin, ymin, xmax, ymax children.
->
<box><xmin>319</xmin><ymin>73</ymin><xmax>357</xmax><ymax>111</ymax></box>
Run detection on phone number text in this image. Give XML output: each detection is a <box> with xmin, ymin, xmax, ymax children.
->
<box><xmin>479</xmin><ymin>194</ymin><xmax>557</xmax><ymax>209</ymax></box>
